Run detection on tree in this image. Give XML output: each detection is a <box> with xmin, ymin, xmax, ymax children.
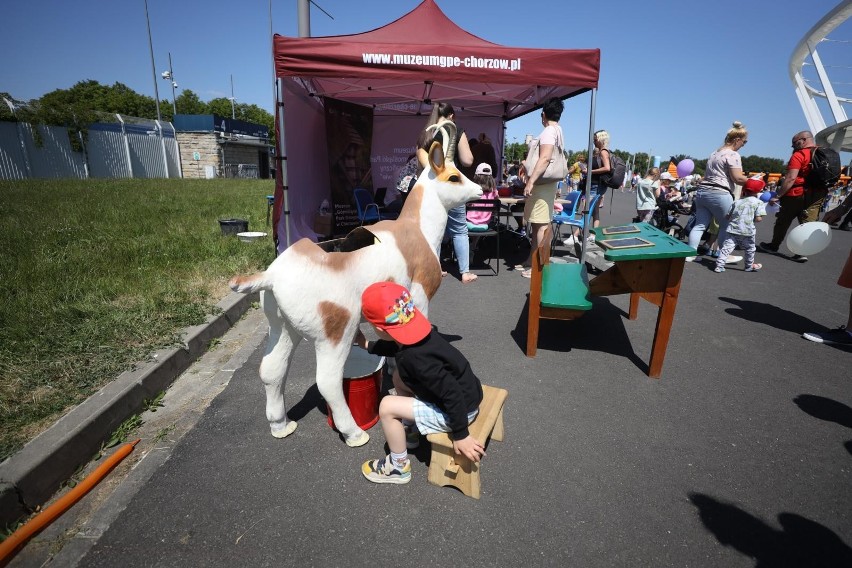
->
<box><xmin>742</xmin><ymin>155</ymin><xmax>786</xmax><ymax>175</ymax></box>
<box><xmin>633</xmin><ymin>152</ymin><xmax>650</xmax><ymax>173</ymax></box>
<box><xmin>505</xmin><ymin>142</ymin><xmax>527</xmax><ymax>163</ymax></box>
<box><xmin>240</xmin><ymin>103</ymin><xmax>274</xmax><ymax>137</ymax></box>
<box><xmin>36</xmin><ymin>80</ymin><xmax>159</xmax><ymax>124</ymax></box>
<box><xmin>175</xmin><ymin>89</ymin><xmax>207</xmax><ymax>115</ymax></box>
<box><xmin>206</xmin><ymin>97</ymin><xmax>237</xmax><ymax>119</ymax></box>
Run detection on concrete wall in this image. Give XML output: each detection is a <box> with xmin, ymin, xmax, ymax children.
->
<box><xmin>175</xmin><ymin>132</ymin><xmax>220</xmax><ymax>179</ymax></box>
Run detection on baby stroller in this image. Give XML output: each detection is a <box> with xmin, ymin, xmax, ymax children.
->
<box><xmin>650</xmin><ymin>197</ymin><xmax>691</xmax><ymax>240</ymax></box>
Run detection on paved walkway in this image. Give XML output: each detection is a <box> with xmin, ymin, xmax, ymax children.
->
<box><xmin>9</xmin><ymin>190</ymin><xmax>852</xmax><ymax>567</ymax></box>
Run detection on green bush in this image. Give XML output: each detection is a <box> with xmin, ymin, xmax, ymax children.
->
<box><xmin>0</xmin><ymin>178</ymin><xmax>276</xmax><ymax>460</ymax></box>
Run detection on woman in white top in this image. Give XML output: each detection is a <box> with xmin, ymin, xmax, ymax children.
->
<box><xmin>686</xmin><ymin>121</ymin><xmax>751</xmax><ymax>260</ymax></box>
<box><xmin>518</xmin><ymin>97</ymin><xmax>565</xmax><ymax>278</ymax></box>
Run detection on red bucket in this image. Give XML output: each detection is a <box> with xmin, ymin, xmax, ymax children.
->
<box><xmin>327</xmin><ymin>347</ymin><xmax>385</xmax><ymax>431</ymax></box>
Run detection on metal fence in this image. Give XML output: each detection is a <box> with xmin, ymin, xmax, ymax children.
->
<box><xmin>222</xmin><ymin>163</ymin><xmax>259</xmax><ymax>179</ymax></box>
<box><xmin>0</xmin><ymin>115</ymin><xmax>181</xmax><ymax>180</ymax></box>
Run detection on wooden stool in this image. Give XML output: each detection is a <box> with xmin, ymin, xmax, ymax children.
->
<box><xmin>426</xmin><ymin>384</ymin><xmax>508</xmax><ymax>499</ymax></box>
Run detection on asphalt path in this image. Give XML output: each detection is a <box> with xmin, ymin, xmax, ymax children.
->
<box><xmin>12</xmin><ymin>190</ymin><xmax>852</xmax><ymax>567</ymax></box>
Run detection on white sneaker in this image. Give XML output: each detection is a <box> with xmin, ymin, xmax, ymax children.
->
<box><xmin>685</xmin><ymin>256</ymin><xmax>697</xmax><ymax>262</ymax></box>
<box><xmin>725</xmin><ymin>255</ymin><xmax>743</xmax><ymax>265</ymax></box>
<box><xmin>586</xmin><ymin>234</ymin><xmax>596</xmax><ymax>244</ymax></box>
<box><xmin>563</xmin><ymin>235</ymin><xmax>578</xmax><ymax>246</ymax></box>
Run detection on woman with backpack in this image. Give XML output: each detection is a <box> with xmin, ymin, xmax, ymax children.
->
<box><xmin>587</xmin><ymin>130</ymin><xmax>614</xmax><ymax>241</ymax></box>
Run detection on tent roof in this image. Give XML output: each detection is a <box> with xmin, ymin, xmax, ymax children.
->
<box><xmin>273</xmin><ymin>0</ymin><xmax>600</xmax><ymax>119</ymax></box>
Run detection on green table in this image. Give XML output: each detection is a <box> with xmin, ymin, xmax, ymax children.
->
<box><xmin>589</xmin><ymin>223</ymin><xmax>696</xmax><ymax>378</ymax></box>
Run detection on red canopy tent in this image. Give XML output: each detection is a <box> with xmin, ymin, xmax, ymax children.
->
<box><xmin>271</xmin><ymin>0</ymin><xmax>600</xmax><ymax>254</ymax></box>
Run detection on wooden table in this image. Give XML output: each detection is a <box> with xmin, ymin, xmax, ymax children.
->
<box><xmin>498</xmin><ymin>196</ymin><xmax>574</xmax><ymax>206</ymax></box>
<box><xmin>588</xmin><ymin>223</ymin><xmax>696</xmax><ymax>378</ymax></box>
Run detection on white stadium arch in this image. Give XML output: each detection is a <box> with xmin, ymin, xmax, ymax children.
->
<box><xmin>790</xmin><ymin>0</ymin><xmax>852</xmax><ymax>153</ymax></box>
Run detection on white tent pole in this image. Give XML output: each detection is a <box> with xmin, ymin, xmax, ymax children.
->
<box><xmin>579</xmin><ymin>88</ymin><xmax>597</xmax><ymax>266</ymax></box>
<box><xmin>276</xmin><ymin>77</ymin><xmax>291</xmax><ymax>249</ymax></box>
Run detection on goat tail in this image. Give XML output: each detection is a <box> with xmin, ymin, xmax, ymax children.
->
<box><xmin>229</xmin><ymin>272</ymin><xmax>273</xmax><ymax>294</ymax></box>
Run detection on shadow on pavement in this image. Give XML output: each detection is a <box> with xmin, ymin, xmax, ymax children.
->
<box><xmin>510</xmin><ymin>294</ymin><xmax>648</xmax><ymax>374</ymax></box>
<box><xmin>718</xmin><ymin>296</ymin><xmax>821</xmax><ymax>333</ymax></box>
<box><xmin>689</xmin><ymin>493</ymin><xmax>852</xmax><ymax>566</ymax></box>
<box><xmin>794</xmin><ymin>394</ymin><xmax>852</xmax><ymax>458</ymax></box>
<box><xmin>287</xmin><ymin>383</ymin><xmax>324</xmax><ymax>422</ymax></box>
<box><xmin>719</xmin><ymin>296</ymin><xmax>852</xmax><ymax>352</ymax></box>
<box><xmin>793</xmin><ymin>394</ymin><xmax>852</xmax><ymax>429</ymax></box>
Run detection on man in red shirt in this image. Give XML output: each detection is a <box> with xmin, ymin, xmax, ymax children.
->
<box><xmin>758</xmin><ymin>131</ymin><xmax>828</xmax><ymax>262</ymax></box>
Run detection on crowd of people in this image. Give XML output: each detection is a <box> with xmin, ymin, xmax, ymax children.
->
<box><xmin>389</xmin><ymin>103</ymin><xmax>851</xmax><ymax>339</ymax></box>
<box><xmin>362</xmin><ymin>104</ymin><xmax>850</xmax><ymax>489</ymax></box>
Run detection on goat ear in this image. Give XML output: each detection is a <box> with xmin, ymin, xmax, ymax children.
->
<box><xmin>428</xmin><ymin>141</ymin><xmax>445</xmax><ymax>174</ymax></box>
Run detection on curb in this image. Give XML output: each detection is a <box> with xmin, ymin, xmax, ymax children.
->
<box><xmin>0</xmin><ymin>291</ymin><xmax>259</xmax><ymax>528</ymax></box>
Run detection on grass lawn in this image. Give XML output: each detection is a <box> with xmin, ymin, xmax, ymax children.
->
<box><xmin>0</xmin><ymin>178</ymin><xmax>277</xmax><ymax>461</ymax></box>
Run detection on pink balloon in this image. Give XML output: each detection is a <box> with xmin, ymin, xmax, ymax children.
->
<box><xmin>676</xmin><ymin>159</ymin><xmax>695</xmax><ymax>178</ymax></box>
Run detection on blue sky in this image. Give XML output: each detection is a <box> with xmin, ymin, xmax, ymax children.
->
<box><xmin>3</xmin><ymin>0</ymin><xmax>851</xmax><ymax>165</ymax></box>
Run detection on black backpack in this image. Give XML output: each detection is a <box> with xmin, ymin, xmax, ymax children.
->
<box><xmin>805</xmin><ymin>146</ymin><xmax>841</xmax><ymax>190</ymax></box>
<box><xmin>599</xmin><ymin>150</ymin><xmax>626</xmax><ymax>189</ymax></box>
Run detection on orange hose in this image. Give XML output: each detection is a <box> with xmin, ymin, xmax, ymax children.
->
<box><xmin>0</xmin><ymin>439</ymin><xmax>139</xmax><ymax>566</ymax></box>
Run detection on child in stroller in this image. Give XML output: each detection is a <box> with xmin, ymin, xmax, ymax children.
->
<box><xmin>650</xmin><ymin>173</ymin><xmax>692</xmax><ymax>239</ymax></box>
<box><xmin>651</xmin><ymin>197</ymin><xmax>692</xmax><ymax>239</ymax></box>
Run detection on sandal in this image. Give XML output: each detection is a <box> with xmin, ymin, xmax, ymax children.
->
<box><xmin>745</xmin><ymin>263</ymin><xmax>762</xmax><ymax>272</ymax></box>
<box><xmin>462</xmin><ymin>273</ymin><xmax>478</xmax><ymax>284</ymax></box>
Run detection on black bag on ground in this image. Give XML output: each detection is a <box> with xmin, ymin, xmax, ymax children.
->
<box><xmin>806</xmin><ymin>146</ymin><xmax>841</xmax><ymax>190</ymax></box>
<box><xmin>599</xmin><ymin>150</ymin><xmax>626</xmax><ymax>189</ymax></box>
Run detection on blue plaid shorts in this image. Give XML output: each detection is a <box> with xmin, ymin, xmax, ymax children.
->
<box><xmin>411</xmin><ymin>398</ymin><xmax>479</xmax><ymax>436</ymax></box>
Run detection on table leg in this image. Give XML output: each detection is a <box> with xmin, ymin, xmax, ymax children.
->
<box><xmin>589</xmin><ymin>256</ymin><xmax>687</xmax><ymax>378</ymax></box>
<box><xmin>647</xmin><ymin>258</ymin><xmax>685</xmax><ymax>379</ymax></box>
<box><xmin>628</xmin><ymin>293</ymin><xmax>640</xmax><ymax>320</ymax></box>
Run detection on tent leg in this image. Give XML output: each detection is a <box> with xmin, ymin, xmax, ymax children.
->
<box><xmin>580</xmin><ymin>88</ymin><xmax>597</xmax><ymax>266</ymax></box>
<box><xmin>276</xmin><ymin>77</ymin><xmax>292</xmax><ymax>250</ymax></box>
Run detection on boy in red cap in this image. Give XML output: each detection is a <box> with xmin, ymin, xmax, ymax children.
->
<box><xmin>715</xmin><ymin>177</ymin><xmax>767</xmax><ymax>273</ymax></box>
<box><xmin>354</xmin><ymin>282</ymin><xmax>484</xmax><ymax>484</ymax></box>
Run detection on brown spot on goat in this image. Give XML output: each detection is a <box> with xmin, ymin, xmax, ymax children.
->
<box><xmin>319</xmin><ymin>301</ymin><xmax>351</xmax><ymax>346</ymax></box>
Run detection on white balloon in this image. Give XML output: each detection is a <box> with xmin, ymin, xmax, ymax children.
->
<box><xmin>786</xmin><ymin>222</ymin><xmax>832</xmax><ymax>256</ymax></box>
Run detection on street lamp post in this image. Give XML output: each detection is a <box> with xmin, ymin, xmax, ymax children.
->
<box><xmin>161</xmin><ymin>52</ymin><xmax>177</xmax><ymax>115</ymax></box>
<box><xmin>143</xmin><ymin>0</ymin><xmax>161</xmax><ymax>121</ymax></box>
<box><xmin>229</xmin><ymin>74</ymin><xmax>236</xmax><ymax>119</ymax></box>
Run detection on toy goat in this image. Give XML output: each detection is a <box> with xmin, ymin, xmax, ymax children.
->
<box><xmin>229</xmin><ymin>129</ymin><xmax>482</xmax><ymax>447</ymax></box>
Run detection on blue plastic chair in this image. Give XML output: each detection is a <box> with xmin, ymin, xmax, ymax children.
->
<box><xmin>354</xmin><ymin>188</ymin><xmax>397</xmax><ymax>225</ymax></box>
<box><xmin>552</xmin><ymin>191</ymin><xmax>602</xmax><ymax>250</ymax></box>
<box><xmin>550</xmin><ymin>190</ymin><xmax>582</xmax><ymax>250</ymax></box>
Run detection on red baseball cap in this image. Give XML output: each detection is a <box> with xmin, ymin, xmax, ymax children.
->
<box><xmin>743</xmin><ymin>178</ymin><xmax>765</xmax><ymax>193</ymax></box>
<box><xmin>361</xmin><ymin>282</ymin><xmax>431</xmax><ymax>345</ymax></box>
